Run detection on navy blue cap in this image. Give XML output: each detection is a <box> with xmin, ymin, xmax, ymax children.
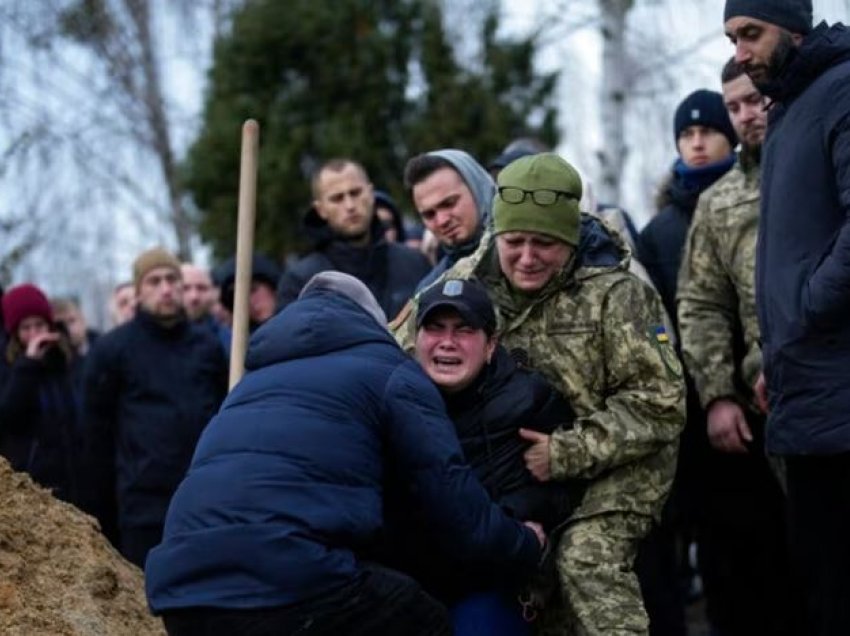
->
<box><xmin>724</xmin><ymin>0</ymin><xmax>812</xmax><ymax>35</ymax></box>
<box><xmin>417</xmin><ymin>279</ymin><xmax>496</xmax><ymax>335</ymax></box>
<box><xmin>674</xmin><ymin>89</ymin><xmax>737</xmax><ymax>150</ymax></box>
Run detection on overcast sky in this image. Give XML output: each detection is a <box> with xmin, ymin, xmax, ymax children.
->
<box><xmin>3</xmin><ymin>0</ymin><xmax>850</xmax><ymax>323</ymax></box>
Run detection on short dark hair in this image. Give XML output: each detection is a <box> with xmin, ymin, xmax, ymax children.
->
<box><xmin>403</xmin><ymin>154</ymin><xmax>455</xmax><ymax>191</ymax></box>
<box><xmin>310</xmin><ymin>158</ymin><xmax>369</xmax><ymax>199</ymax></box>
<box><xmin>721</xmin><ymin>57</ymin><xmax>748</xmax><ymax>84</ymax></box>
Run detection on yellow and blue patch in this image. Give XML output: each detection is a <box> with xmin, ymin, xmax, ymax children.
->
<box><xmin>647</xmin><ymin>323</ymin><xmax>680</xmax><ymax>379</ymax></box>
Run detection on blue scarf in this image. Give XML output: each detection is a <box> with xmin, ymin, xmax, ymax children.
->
<box><xmin>673</xmin><ymin>153</ymin><xmax>736</xmax><ymax>193</ymax></box>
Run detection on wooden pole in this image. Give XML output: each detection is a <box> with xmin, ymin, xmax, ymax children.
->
<box><xmin>228</xmin><ymin>119</ymin><xmax>260</xmax><ymax>390</ymax></box>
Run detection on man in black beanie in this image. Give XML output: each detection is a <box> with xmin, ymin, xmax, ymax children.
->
<box><xmin>724</xmin><ymin>3</ymin><xmax>850</xmax><ymax>635</ymax></box>
<box><xmin>635</xmin><ymin>88</ymin><xmax>736</xmax><ymax>636</ymax></box>
<box><xmin>724</xmin><ymin>1</ymin><xmax>813</xmax><ymax>91</ymax></box>
<box><xmin>215</xmin><ymin>253</ymin><xmax>281</xmax><ymax>333</ymax></box>
<box><xmin>638</xmin><ymin>89</ymin><xmax>736</xmax><ymax>330</ymax></box>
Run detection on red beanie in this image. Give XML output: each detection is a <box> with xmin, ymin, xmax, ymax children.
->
<box><xmin>2</xmin><ymin>284</ymin><xmax>53</xmax><ymax>334</ymax></box>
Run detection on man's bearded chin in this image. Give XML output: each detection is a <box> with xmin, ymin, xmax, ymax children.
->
<box><xmin>741</xmin><ymin>142</ymin><xmax>762</xmax><ymax>167</ymax></box>
<box><xmin>750</xmin><ymin>31</ymin><xmax>798</xmax><ymax>91</ymax></box>
<box><xmin>745</xmin><ymin>65</ymin><xmax>770</xmax><ymax>91</ymax></box>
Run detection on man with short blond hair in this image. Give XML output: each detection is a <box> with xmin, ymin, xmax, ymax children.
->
<box><xmin>108</xmin><ymin>281</ymin><xmax>135</xmax><ymax>328</ymax></box>
<box><xmin>180</xmin><ymin>263</ymin><xmax>216</xmax><ymax>323</ymax></box>
<box><xmin>277</xmin><ymin>158</ymin><xmax>430</xmax><ymax>320</ymax></box>
<box><xmin>182</xmin><ymin>262</ymin><xmax>230</xmax><ymax>352</ymax></box>
<box><xmin>83</xmin><ymin>248</ymin><xmax>227</xmax><ymax>566</ymax></box>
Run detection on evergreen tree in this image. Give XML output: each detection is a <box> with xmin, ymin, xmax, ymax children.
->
<box><xmin>187</xmin><ymin>0</ymin><xmax>559</xmax><ymax>260</ymax></box>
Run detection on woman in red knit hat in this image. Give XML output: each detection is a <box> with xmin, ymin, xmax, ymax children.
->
<box><xmin>0</xmin><ymin>283</ymin><xmax>83</xmax><ymax>506</ymax></box>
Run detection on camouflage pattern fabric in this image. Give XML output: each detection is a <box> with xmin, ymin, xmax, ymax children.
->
<box><xmin>394</xmin><ymin>217</ymin><xmax>685</xmax><ymax>635</ymax></box>
<box><xmin>538</xmin><ymin>512</ymin><xmax>653</xmax><ymax>636</ymax></box>
<box><xmin>677</xmin><ymin>159</ymin><xmax>761</xmax><ymax>411</ymax></box>
<box><xmin>590</xmin><ymin>207</ymin><xmax>677</xmax><ymax>345</ymax></box>
<box><xmin>676</xmin><ymin>159</ymin><xmax>787</xmax><ymax>487</ymax></box>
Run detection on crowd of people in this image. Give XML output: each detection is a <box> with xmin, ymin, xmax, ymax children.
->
<box><xmin>0</xmin><ymin>1</ymin><xmax>848</xmax><ymax>634</ymax></box>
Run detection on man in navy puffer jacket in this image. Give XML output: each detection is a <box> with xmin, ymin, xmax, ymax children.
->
<box><xmin>145</xmin><ymin>271</ymin><xmax>543</xmax><ymax>636</ymax></box>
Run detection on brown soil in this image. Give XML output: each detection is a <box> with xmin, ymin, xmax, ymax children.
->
<box><xmin>0</xmin><ymin>459</ymin><xmax>165</xmax><ymax>635</ymax></box>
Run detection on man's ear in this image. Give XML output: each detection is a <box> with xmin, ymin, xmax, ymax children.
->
<box><xmin>486</xmin><ymin>335</ymin><xmax>498</xmax><ymax>363</ymax></box>
<box><xmin>364</xmin><ymin>183</ymin><xmax>376</xmax><ymax>214</ymax></box>
<box><xmin>313</xmin><ymin>200</ymin><xmax>328</xmax><ymax>221</ymax></box>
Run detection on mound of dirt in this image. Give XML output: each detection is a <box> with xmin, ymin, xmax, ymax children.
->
<box><xmin>0</xmin><ymin>459</ymin><xmax>165</xmax><ymax>635</ymax></box>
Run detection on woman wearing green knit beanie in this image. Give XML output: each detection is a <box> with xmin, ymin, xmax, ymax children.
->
<box><xmin>492</xmin><ymin>153</ymin><xmax>583</xmax><ymax>292</ymax></box>
<box><xmin>493</xmin><ymin>153</ymin><xmax>583</xmax><ymax>247</ymax></box>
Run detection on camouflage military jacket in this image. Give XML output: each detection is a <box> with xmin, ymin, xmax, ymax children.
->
<box><xmin>677</xmin><ymin>158</ymin><xmax>761</xmax><ymax>411</ymax></box>
<box><xmin>394</xmin><ymin>217</ymin><xmax>685</xmax><ymax>521</ymax></box>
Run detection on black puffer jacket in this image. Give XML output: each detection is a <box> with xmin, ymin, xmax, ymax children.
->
<box><xmin>444</xmin><ymin>345</ymin><xmax>579</xmax><ymax>531</ymax></box>
<box><xmin>637</xmin><ymin>177</ymin><xmax>702</xmax><ymax>329</ymax></box>
<box><xmin>277</xmin><ymin>208</ymin><xmax>431</xmax><ymax>320</ymax></box>
<box><xmin>385</xmin><ymin>345</ymin><xmax>581</xmax><ymax>602</ymax></box>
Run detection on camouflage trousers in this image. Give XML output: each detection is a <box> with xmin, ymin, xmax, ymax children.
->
<box><xmin>537</xmin><ymin>512</ymin><xmax>653</xmax><ymax>636</ymax></box>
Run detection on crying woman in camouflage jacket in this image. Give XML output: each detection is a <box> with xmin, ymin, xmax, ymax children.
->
<box><xmin>394</xmin><ymin>154</ymin><xmax>685</xmax><ymax>636</ymax></box>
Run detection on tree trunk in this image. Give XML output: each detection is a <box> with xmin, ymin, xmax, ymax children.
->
<box><xmin>596</xmin><ymin>0</ymin><xmax>633</xmax><ymax>207</ymax></box>
<box><xmin>126</xmin><ymin>0</ymin><xmax>193</xmax><ymax>261</ymax></box>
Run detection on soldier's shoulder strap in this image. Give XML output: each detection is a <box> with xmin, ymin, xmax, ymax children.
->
<box><xmin>389</xmin><ymin>298</ymin><xmax>414</xmax><ymax>332</ymax></box>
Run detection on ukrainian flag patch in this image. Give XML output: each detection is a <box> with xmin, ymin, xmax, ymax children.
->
<box><xmin>647</xmin><ymin>324</ymin><xmax>680</xmax><ymax>379</ymax></box>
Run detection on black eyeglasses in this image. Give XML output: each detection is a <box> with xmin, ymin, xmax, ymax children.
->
<box><xmin>498</xmin><ymin>187</ymin><xmax>578</xmax><ymax>206</ymax></box>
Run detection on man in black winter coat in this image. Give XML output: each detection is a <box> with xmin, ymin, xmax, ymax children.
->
<box><xmin>725</xmin><ymin>2</ymin><xmax>850</xmax><ymax>633</ymax></box>
<box><xmin>277</xmin><ymin>158</ymin><xmax>431</xmax><ymax>321</ymax></box>
<box><xmin>82</xmin><ymin>248</ymin><xmax>227</xmax><ymax>567</ymax></box>
<box><xmin>638</xmin><ymin>90</ymin><xmax>737</xmax><ymax>326</ymax></box>
<box><xmin>635</xmin><ymin>89</ymin><xmax>737</xmax><ymax>636</ymax></box>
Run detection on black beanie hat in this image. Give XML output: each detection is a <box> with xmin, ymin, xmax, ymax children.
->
<box><xmin>373</xmin><ymin>190</ymin><xmax>407</xmax><ymax>243</ymax></box>
<box><xmin>214</xmin><ymin>253</ymin><xmax>281</xmax><ymax>312</ymax></box>
<box><xmin>674</xmin><ymin>89</ymin><xmax>738</xmax><ymax>150</ymax></box>
<box><xmin>724</xmin><ymin>0</ymin><xmax>813</xmax><ymax>35</ymax></box>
